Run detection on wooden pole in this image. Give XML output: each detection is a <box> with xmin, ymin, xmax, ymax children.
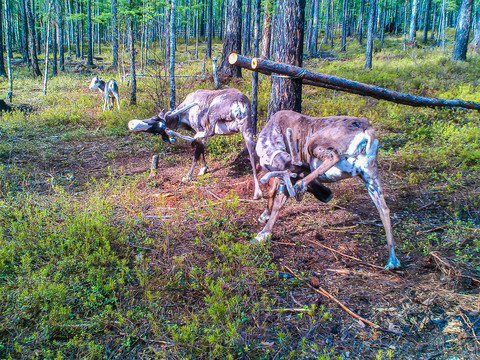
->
<box><xmin>228</xmin><ymin>53</ymin><xmax>480</xmax><ymax>111</ymax></box>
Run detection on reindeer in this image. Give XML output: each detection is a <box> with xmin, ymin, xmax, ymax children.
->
<box><xmin>255</xmin><ymin>110</ymin><xmax>401</xmax><ymax>269</ymax></box>
<box><xmin>128</xmin><ymin>88</ymin><xmax>263</xmax><ymax>200</ymax></box>
<box><xmin>89</xmin><ymin>76</ymin><xmax>120</xmax><ymax>112</ymax></box>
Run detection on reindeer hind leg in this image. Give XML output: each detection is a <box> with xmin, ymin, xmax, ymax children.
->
<box><xmin>183</xmin><ymin>140</ymin><xmax>204</xmax><ymax>182</ymax></box>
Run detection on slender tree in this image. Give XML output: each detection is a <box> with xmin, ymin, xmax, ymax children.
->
<box><xmin>261</xmin><ymin>0</ymin><xmax>272</xmax><ymax>58</ymax></box>
<box><xmin>112</xmin><ymin>0</ymin><xmax>118</xmax><ymax>68</ymax></box>
<box><xmin>87</xmin><ymin>0</ymin><xmax>93</xmax><ymax>65</ymax></box>
<box><xmin>309</xmin><ymin>0</ymin><xmax>319</xmax><ymax>55</ymax></box>
<box><xmin>169</xmin><ymin>0</ymin><xmax>176</xmax><ymax>108</ymax></box>
<box><xmin>20</xmin><ymin>0</ymin><xmax>29</xmax><ymax>64</ymax></box>
<box><xmin>268</xmin><ymin>0</ymin><xmax>306</xmax><ymax>119</ymax></box>
<box><xmin>252</xmin><ymin>0</ymin><xmax>261</xmax><ymax>132</ymax></box>
<box><xmin>130</xmin><ymin>0</ymin><xmax>137</xmax><ymax>105</ymax></box>
<box><xmin>57</xmin><ymin>0</ymin><xmax>65</xmax><ymax>72</ymax></box>
<box><xmin>365</xmin><ymin>0</ymin><xmax>377</xmax><ymax>69</ymax></box>
<box><xmin>471</xmin><ymin>6</ymin><xmax>480</xmax><ymax>47</ymax></box>
<box><xmin>4</xmin><ymin>0</ymin><xmax>12</xmax><ymax>101</ymax></box>
<box><xmin>205</xmin><ymin>0</ymin><xmax>213</xmax><ymax>58</ymax></box>
<box><xmin>0</xmin><ymin>0</ymin><xmax>6</xmax><ymax>76</ymax></box>
<box><xmin>408</xmin><ymin>0</ymin><xmax>419</xmax><ymax>43</ymax></box>
<box><xmin>242</xmin><ymin>0</ymin><xmax>252</xmax><ymax>54</ymax></box>
<box><xmin>324</xmin><ymin>0</ymin><xmax>330</xmax><ymax>43</ymax></box>
<box><xmin>26</xmin><ymin>0</ymin><xmax>41</xmax><ymax>76</ymax></box>
<box><xmin>219</xmin><ymin>0</ymin><xmax>242</xmax><ymax>77</ymax></box>
<box><xmin>422</xmin><ymin>0</ymin><xmax>432</xmax><ymax>43</ymax></box>
<box><xmin>341</xmin><ymin>0</ymin><xmax>348</xmax><ymax>51</ymax></box>
<box><xmin>452</xmin><ymin>0</ymin><xmax>474</xmax><ymax>61</ymax></box>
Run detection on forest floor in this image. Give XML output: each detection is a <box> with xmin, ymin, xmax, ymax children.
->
<box><xmin>1</xmin><ymin>40</ymin><xmax>480</xmax><ymax>359</ymax></box>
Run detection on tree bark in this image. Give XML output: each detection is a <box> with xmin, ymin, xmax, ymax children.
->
<box><xmin>408</xmin><ymin>0</ymin><xmax>419</xmax><ymax>43</ymax></box>
<box><xmin>26</xmin><ymin>0</ymin><xmax>41</xmax><ymax>77</ymax></box>
<box><xmin>341</xmin><ymin>0</ymin><xmax>348</xmax><ymax>51</ymax></box>
<box><xmin>206</xmin><ymin>0</ymin><xmax>213</xmax><ymax>58</ymax></box>
<box><xmin>169</xmin><ymin>0</ymin><xmax>176</xmax><ymax>109</ymax></box>
<box><xmin>129</xmin><ymin>0</ymin><xmax>136</xmax><ymax>105</ymax></box>
<box><xmin>422</xmin><ymin>0</ymin><xmax>432</xmax><ymax>43</ymax></box>
<box><xmin>53</xmin><ymin>24</ymin><xmax>58</xmax><ymax>76</ymax></box>
<box><xmin>309</xmin><ymin>0</ymin><xmax>319</xmax><ymax>55</ymax></box>
<box><xmin>471</xmin><ymin>5</ymin><xmax>480</xmax><ymax>47</ymax></box>
<box><xmin>219</xmin><ymin>0</ymin><xmax>242</xmax><ymax>77</ymax></box>
<box><xmin>112</xmin><ymin>0</ymin><xmax>118</xmax><ymax>68</ymax></box>
<box><xmin>20</xmin><ymin>0</ymin><xmax>29</xmax><ymax>64</ymax></box>
<box><xmin>364</xmin><ymin>0</ymin><xmax>376</xmax><ymax>69</ymax></box>
<box><xmin>57</xmin><ymin>0</ymin><xmax>64</xmax><ymax>72</ymax></box>
<box><xmin>324</xmin><ymin>0</ymin><xmax>330</xmax><ymax>43</ymax></box>
<box><xmin>251</xmin><ymin>0</ymin><xmax>261</xmax><ymax>133</ymax></box>
<box><xmin>452</xmin><ymin>0</ymin><xmax>473</xmax><ymax>61</ymax></box>
<box><xmin>0</xmin><ymin>0</ymin><xmax>6</xmax><ymax>76</ymax></box>
<box><xmin>4</xmin><ymin>0</ymin><xmax>12</xmax><ymax>101</ymax></box>
<box><xmin>261</xmin><ymin>0</ymin><xmax>272</xmax><ymax>58</ymax></box>
<box><xmin>242</xmin><ymin>0</ymin><xmax>252</xmax><ymax>55</ymax></box>
<box><xmin>231</xmin><ymin>54</ymin><xmax>480</xmax><ymax>111</ymax></box>
<box><xmin>87</xmin><ymin>0</ymin><xmax>93</xmax><ymax>65</ymax></box>
<box><xmin>267</xmin><ymin>0</ymin><xmax>306</xmax><ymax>119</ymax></box>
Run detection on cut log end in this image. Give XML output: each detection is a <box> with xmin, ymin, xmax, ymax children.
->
<box><xmin>228</xmin><ymin>53</ymin><xmax>238</xmax><ymax>65</ymax></box>
<box><xmin>251</xmin><ymin>58</ymin><xmax>259</xmax><ymax>69</ymax></box>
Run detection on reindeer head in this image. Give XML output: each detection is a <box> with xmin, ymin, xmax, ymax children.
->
<box><xmin>89</xmin><ymin>76</ymin><xmax>102</xmax><ymax>91</ymax></box>
<box><xmin>128</xmin><ymin>111</ymin><xmax>174</xmax><ymax>143</ymax></box>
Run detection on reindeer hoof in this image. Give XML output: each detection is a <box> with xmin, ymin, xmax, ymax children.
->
<box><xmin>252</xmin><ymin>231</ymin><xmax>272</xmax><ymax>243</ymax></box>
<box><xmin>384</xmin><ymin>258</ymin><xmax>401</xmax><ymax>270</ymax></box>
<box><xmin>198</xmin><ymin>166</ymin><xmax>208</xmax><ymax>176</ymax></box>
<box><xmin>182</xmin><ymin>176</ymin><xmax>192</xmax><ymax>183</ymax></box>
<box><xmin>258</xmin><ymin>210</ymin><xmax>270</xmax><ymax>224</ymax></box>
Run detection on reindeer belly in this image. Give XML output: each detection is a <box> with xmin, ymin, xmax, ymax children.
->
<box><xmin>310</xmin><ymin>157</ymin><xmax>363</xmax><ymax>182</ymax></box>
<box><xmin>214</xmin><ymin>122</ymin><xmax>238</xmax><ymax>135</ymax></box>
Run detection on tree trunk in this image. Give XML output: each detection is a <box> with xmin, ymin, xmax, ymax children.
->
<box><xmin>309</xmin><ymin>0</ymin><xmax>319</xmax><ymax>54</ymax></box>
<box><xmin>43</xmin><ymin>0</ymin><xmax>54</xmax><ymax>95</ymax></box>
<box><xmin>219</xmin><ymin>0</ymin><xmax>242</xmax><ymax>77</ymax></box>
<box><xmin>408</xmin><ymin>0</ymin><xmax>419</xmax><ymax>43</ymax></box>
<box><xmin>129</xmin><ymin>0</ymin><xmax>136</xmax><ymax>105</ymax></box>
<box><xmin>206</xmin><ymin>0</ymin><xmax>213</xmax><ymax>58</ymax></box>
<box><xmin>112</xmin><ymin>0</ymin><xmax>118</xmax><ymax>68</ymax></box>
<box><xmin>0</xmin><ymin>0</ymin><xmax>6</xmax><ymax>76</ymax></box>
<box><xmin>364</xmin><ymin>0</ymin><xmax>376</xmax><ymax>69</ymax></box>
<box><xmin>341</xmin><ymin>0</ymin><xmax>348</xmax><ymax>51</ymax></box>
<box><xmin>471</xmin><ymin>5</ymin><xmax>480</xmax><ymax>47</ymax></box>
<box><xmin>422</xmin><ymin>0</ymin><xmax>432</xmax><ymax>43</ymax></box>
<box><xmin>20</xmin><ymin>0</ymin><xmax>29</xmax><ymax>64</ymax></box>
<box><xmin>57</xmin><ymin>0</ymin><xmax>64</xmax><ymax>72</ymax></box>
<box><xmin>452</xmin><ymin>0</ymin><xmax>473</xmax><ymax>61</ymax></box>
<box><xmin>251</xmin><ymin>0</ymin><xmax>261</xmax><ymax>133</ymax></box>
<box><xmin>242</xmin><ymin>0</ymin><xmax>252</xmax><ymax>55</ymax></box>
<box><xmin>4</xmin><ymin>0</ymin><xmax>12</xmax><ymax>101</ymax></box>
<box><xmin>379</xmin><ymin>0</ymin><xmax>387</xmax><ymax>48</ymax></box>
<box><xmin>53</xmin><ymin>24</ymin><xmax>58</xmax><ymax>76</ymax></box>
<box><xmin>87</xmin><ymin>0</ymin><xmax>93</xmax><ymax>65</ymax></box>
<box><xmin>261</xmin><ymin>0</ymin><xmax>272</xmax><ymax>58</ymax></box>
<box><xmin>26</xmin><ymin>0</ymin><xmax>41</xmax><ymax>76</ymax></box>
<box><xmin>430</xmin><ymin>3</ymin><xmax>437</xmax><ymax>40</ymax></box>
<box><xmin>267</xmin><ymin>0</ymin><xmax>305</xmax><ymax>119</ymax></box>
<box><xmin>169</xmin><ymin>0</ymin><xmax>176</xmax><ymax>109</ymax></box>
<box><xmin>75</xmin><ymin>0</ymin><xmax>80</xmax><ymax>58</ymax></box>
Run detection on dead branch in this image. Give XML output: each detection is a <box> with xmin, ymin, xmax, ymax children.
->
<box><xmin>282</xmin><ymin>264</ymin><xmax>402</xmax><ymax>334</ymax></box>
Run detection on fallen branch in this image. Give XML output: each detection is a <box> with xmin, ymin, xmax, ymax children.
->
<box><xmin>282</xmin><ymin>264</ymin><xmax>402</xmax><ymax>334</ymax></box>
<box><xmin>228</xmin><ymin>53</ymin><xmax>480</xmax><ymax>111</ymax></box>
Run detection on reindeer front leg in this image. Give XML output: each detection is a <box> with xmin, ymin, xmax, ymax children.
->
<box><xmin>254</xmin><ymin>180</ymin><xmax>288</xmax><ymax>243</ymax></box>
<box><xmin>363</xmin><ymin>175</ymin><xmax>401</xmax><ymax>269</ymax></box>
<box><xmin>183</xmin><ymin>140</ymin><xmax>206</xmax><ymax>182</ymax></box>
<box><xmin>294</xmin><ymin>151</ymin><xmax>340</xmax><ymax>201</ymax></box>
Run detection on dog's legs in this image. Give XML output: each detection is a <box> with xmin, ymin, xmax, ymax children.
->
<box><xmin>254</xmin><ymin>180</ymin><xmax>288</xmax><ymax>242</ymax></box>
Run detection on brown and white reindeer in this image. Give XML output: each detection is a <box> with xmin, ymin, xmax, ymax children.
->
<box><xmin>255</xmin><ymin>110</ymin><xmax>401</xmax><ymax>269</ymax></box>
<box><xmin>128</xmin><ymin>88</ymin><xmax>263</xmax><ymax>200</ymax></box>
<box><xmin>89</xmin><ymin>76</ymin><xmax>120</xmax><ymax>112</ymax></box>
